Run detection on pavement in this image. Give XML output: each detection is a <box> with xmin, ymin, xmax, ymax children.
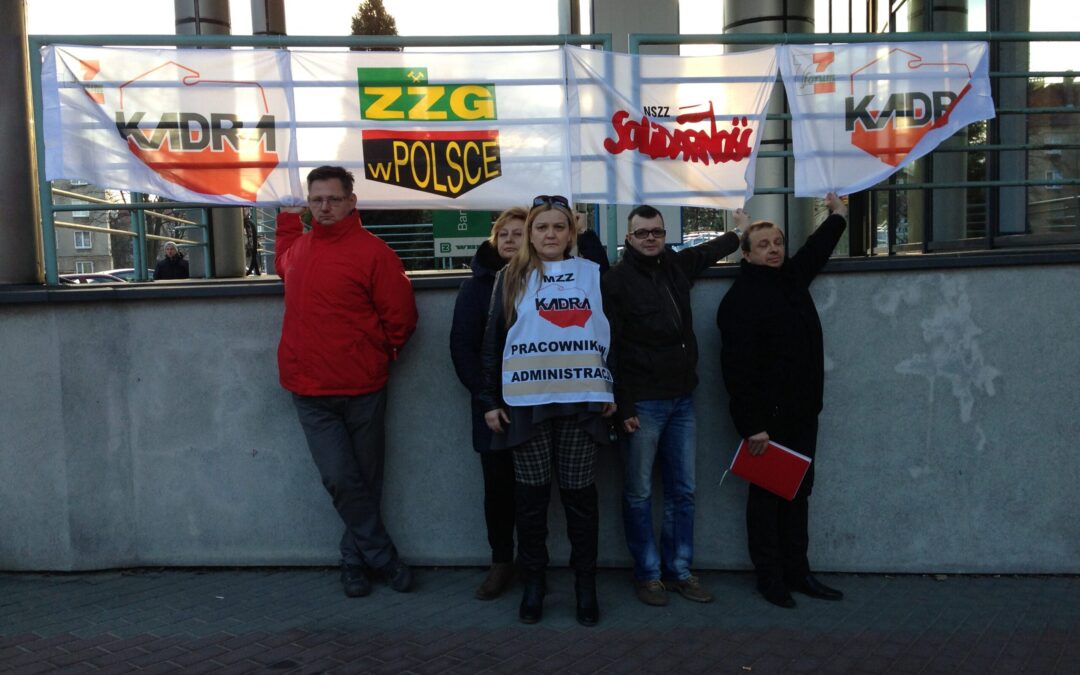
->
<box><xmin>2</xmin><ymin>567</ymin><xmax>1078</xmax><ymax>674</ymax></box>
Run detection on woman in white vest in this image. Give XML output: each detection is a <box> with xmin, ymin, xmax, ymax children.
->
<box><xmin>478</xmin><ymin>195</ymin><xmax>616</xmax><ymax>627</ymax></box>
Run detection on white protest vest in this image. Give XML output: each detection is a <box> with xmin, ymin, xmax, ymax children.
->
<box><xmin>502</xmin><ymin>258</ymin><xmax>613</xmax><ymax>407</ymax></box>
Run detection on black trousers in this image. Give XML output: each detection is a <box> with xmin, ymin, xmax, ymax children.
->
<box><xmin>746</xmin><ymin>417</ymin><xmax>817</xmax><ymax>586</ymax></box>
<box><xmin>480</xmin><ymin>450</ymin><xmax>516</xmax><ymax>564</ymax></box>
<box><xmin>293</xmin><ymin>390</ymin><xmax>399</xmax><ymax>570</ymax></box>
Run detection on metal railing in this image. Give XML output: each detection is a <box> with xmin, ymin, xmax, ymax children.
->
<box><xmin>630</xmin><ymin>31</ymin><xmax>1080</xmax><ymax>255</ymax></box>
<box><xmin>27</xmin><ymin>31</ymin><xmax>1078</xmax><ymax>284</ymax></box>
<box><xmin>28</xmin><ymin>33</ymin><xmax>612</xmax><ymax>285</ymax></box>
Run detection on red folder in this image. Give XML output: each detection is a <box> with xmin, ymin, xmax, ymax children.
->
<box><xmin>729</xmin><ymin>439</ymin><xmax>812</xmax><ymax>501</ymax></box>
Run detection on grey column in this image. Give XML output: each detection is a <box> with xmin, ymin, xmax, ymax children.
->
<box><xmin>174</xmin><ymin>0</ymin><xmax>247</xmax><ymax>278</ymax></box>
<box><xmin>251</xmin><ymin>0</ymin><xmax>286</xmax><ymax>36</ymax></box>
<box><xmin>589</xmin><ymin>0</ymin><xmax>677</xmax><ymax>55</ymax></box>
<box><xmin>0</xmin><ymin>0</ymin><xmax>41</xmax><ymax>284</ymax></box>
<box><xmin>724</xmin><ymin>0</ymin><xmax>816</xmax><ymax>251</ymax></box>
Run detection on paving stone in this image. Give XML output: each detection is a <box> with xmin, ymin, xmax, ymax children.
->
<box><xmin>2</xmin><ymin>570</ymin><xmax>1079</xmax><ymax>674</ymax></box>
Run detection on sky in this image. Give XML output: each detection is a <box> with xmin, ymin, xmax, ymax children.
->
<box><xmin>25</xmin><ymin>0</ymin><xmax>566</xmax><ymax>37</ymax></box>
<box><xmin>25</xmin><ymin>0</ymin><xmax>1078</xmax><ymax>68</ymax></box>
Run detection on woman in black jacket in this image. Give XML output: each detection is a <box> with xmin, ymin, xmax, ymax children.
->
<box><xmin>450</xmin><ymin>207</ymin><xmax>528</xmax><ymax>601</ymax></box>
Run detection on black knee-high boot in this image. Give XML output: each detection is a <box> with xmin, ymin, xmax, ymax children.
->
<box><xmin>515</xmin><ymin>482</ymin><xmax>551</xmax><ymax>624</ymax></box>
<box><xmin>561</xmin><ymin>484</ymin><xmax>599</xmax><ymax>626</ymax></box>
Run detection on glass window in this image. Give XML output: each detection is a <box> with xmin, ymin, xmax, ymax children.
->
<box><xmin>74</xmin><ymin>231</ymin><xmax>92</xmax><ymax>249</ymax></box>
<box><xmin>75</xmin><ymin>260</ymin><xmax>94</xmax><ymax>274</ymax></box>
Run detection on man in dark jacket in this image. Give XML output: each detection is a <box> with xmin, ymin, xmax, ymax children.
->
<box><xmin>602</xmin><ymin>205</ymin><xmax>741</xmax><ymax>607</ymax></box>
<box><xmin>153</xmin><ymin>241</ymin><xmax>189</xmax><ymax>280</ymax></box>
<box><xmin>716</xmin><ymin>192</ymin><xmax>847</xmax><ymax>609</ymax></box>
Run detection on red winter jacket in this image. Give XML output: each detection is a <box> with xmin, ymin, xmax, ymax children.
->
<box><xmin>275</xmin><ymin>209</ymin><xmax>418</xmax><ymax>396</ymax></box>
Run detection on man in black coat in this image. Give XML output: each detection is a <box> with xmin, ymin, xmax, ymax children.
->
<box><xmin>716</xmin><ymin>192</ymin><xmax>847</xmax><ymax>609</ymax></box>
<box><xmin>603</xmin><ymin>205</ymin><xmax>741</xmax><ymax>607</ymax></box>
<box><xmin>153</xmin><ymin>241</ymin><xmax>189</xmax><ymax>280</ymax></box>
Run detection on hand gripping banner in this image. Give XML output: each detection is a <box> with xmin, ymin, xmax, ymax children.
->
<box><xmin>566</xmin><ymin>44</ymin><xmax>777</xmax><ymax>209</ymax></box>
<box><xmin>779</xmin><ymin>42</ymin><xmax>995</xmax><ymax>197</ymax></box>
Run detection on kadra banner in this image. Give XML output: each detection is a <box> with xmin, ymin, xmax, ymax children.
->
<box><xmin>779</xmin><ymin>42</ymin><xmax>994</xmax><ymax>197</ymax></box>
<box><xmin>43</xmin><ymin>46</ymin><xmax>298</xmax><ymax>204</ymax></box>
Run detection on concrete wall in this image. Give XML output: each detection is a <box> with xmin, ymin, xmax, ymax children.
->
<box><xmin>2</xmin><ymin>263</ymin><xmax>1079</xmax><ymax>573</ymax></box>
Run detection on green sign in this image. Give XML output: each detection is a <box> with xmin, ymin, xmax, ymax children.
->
<box><xmin>432</xmin><ymin>210</ymin><xmax>492</xmax><ymax>258</ymax></box>
<box><xmin>357</xmin><ymin>67</ymin><xmax>497</xmax><ymax>121</ymax></box>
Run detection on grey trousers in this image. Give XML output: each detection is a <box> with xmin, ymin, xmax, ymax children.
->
<box><xmin>292</xmin><ymin>390</ymin><xmax>399</xmax><ymax>570</ymax></box>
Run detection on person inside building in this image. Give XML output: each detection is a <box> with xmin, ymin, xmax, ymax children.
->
<box><xmin>153</xmin><ymin>241</ymin><xmax>189</xmax><ymax>280</ymax></box>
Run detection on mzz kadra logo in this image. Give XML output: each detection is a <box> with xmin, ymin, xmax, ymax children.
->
<box><xmin>85</xmin><ymin>59</ymin><xmax>281</xmax><ymax>201</ymax></box>
<box><xmin>535</xmin><ymin>279</ymin><xmax>592</xmax><ymax>329</ymax></box>
<box><xmin>359</xmin><ymin>67</ymin><xmax>501</xmax><ymax>198</ymax></box>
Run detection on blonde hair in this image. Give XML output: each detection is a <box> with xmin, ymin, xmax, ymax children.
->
<box><xmin>500</xmin><ymin>202</ymin><xmax>578</xmax><ymax>326</ymax></box>
<box><xmin>487</xmin><ymin>206</ymin><xmax>529</xmax><ymax>246</ymax></box>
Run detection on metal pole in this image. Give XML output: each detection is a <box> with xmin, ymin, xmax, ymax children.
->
<box><xmin>175</xmin><ymin>0</ymin><xmax>247</xmax><ymax>278</ymax></box>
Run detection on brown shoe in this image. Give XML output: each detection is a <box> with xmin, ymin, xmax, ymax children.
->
<box><xmin>475</xmin><ymin>563</ymin><xmax>515</xmax><ymax>600</ymax></box>
<box><xmin>668</xmin><ymin>575</ymin><xmax>714</xmax><ymax>603</ymax></box>
<box><xmin>633</xmin><ymin>579</ymin><xmax>669</xmax><ymax>607</ymax></box>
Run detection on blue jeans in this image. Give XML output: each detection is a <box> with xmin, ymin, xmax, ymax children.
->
<box><xmin>620</xmin><ymin>395</ymin><xmax>697</xmax><ymax>582</ymax></box>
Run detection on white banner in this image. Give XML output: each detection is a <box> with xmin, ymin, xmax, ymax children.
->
<box><xmin>779</xmin><ymin>42</ymin><xmax>995</xmax><ymax>197</ymax></box>
<box><xmin>288</xmin><ymin>48</ymin><xmax>570</xmax><ymax>209</ymax></box>
<box><xmin>566</xmin><ymin>44</ymin><xmax>777</xmax><ymax>209</ymax></box>
<box><xmin>42</xmin><ymin>43</ymin><xmax>996</xmax><ymax>208</ymax></box>
<box><xmin>44</xmin><ymin>46</ymin><xmax>298</xmax><ymax>204</ymax></box>
<box><xmin>43</xmin><ymin>46</ymin><xmax>571</xmax><ymax>207</ymax></box>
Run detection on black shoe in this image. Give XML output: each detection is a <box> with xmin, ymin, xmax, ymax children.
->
<box><xmin>380</xmin><ymin>559</ymin><xmax>413</xmax><ymax>593</ymax></box>
<box><xmin>519</xmin><ymin>576</ymin><xmax>545</xmax><ymax>624</ymax></box>
<box><xmin>575</xmin><ymin>578</ymin><xmax>599</xmax><ymax>627</ymax></box>
<box><xmin>757</xmin><ymin>580</ymin><xmax>796</xmax><ymax>609</ymax></box>
<box><xmin>789</xmin><ymin>574</ymin><xmax>843</xmax><ymax>601</ymax></box>
<box><xmin>340</xmin><ymin>563</ymin><xmax>371</xmax><ymax>598</ymax></box>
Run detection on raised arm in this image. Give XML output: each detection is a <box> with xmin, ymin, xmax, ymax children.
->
<box><xmin>789</xmin><ymin>193</ymin><xmax>848</xmax><ymax>287</ymax></box>
<box><xmin>674</xmin><ymin>230</ymin><xmax>740</xmax><ymax>279</ymax></box>
<box><xmin>273</xmin><ymin>207</ymin><xmax>306</xmax><ymax>280</ymax></box>
<box><xmin>576</xmin><ymin>229</ymin><xmax>610</xmax><ymax>274</ymax></box>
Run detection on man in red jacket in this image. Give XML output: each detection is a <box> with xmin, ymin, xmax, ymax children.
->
<box><xmin>276</xmin><ymin>166</ymin><xmax>418</xmax><ymax>598</ymax></box>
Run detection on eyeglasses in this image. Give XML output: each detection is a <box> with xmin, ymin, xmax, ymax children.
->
<box><xmin>532</xmin><ymin>195</ymin><xmax>570</xmax><ymax>209</ymax></box>
<box><xmin>307</xmin><ymin>196</ymin><xmax>347</xmax><ymax>207</ymax></box>
<box><xmin>630</xmin><ymin>228</ymin><xmax>667</xmax><ymax>240</ymax></box>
